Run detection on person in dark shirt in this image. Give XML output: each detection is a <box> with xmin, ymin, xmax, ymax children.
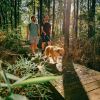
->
<box><xmin>41</xmin><ymin>15</ymin><xmax>51</xmax><ymax>53</ymax></box>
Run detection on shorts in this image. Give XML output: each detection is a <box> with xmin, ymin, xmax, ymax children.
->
<box><xmin>41</xmin><ymin>33</ymin><xmax>50</xmax><ymax>42</ymax></box>
<box><xmin>29</xmin><ymin>35</ymin><xmax>38</xmax><ymax>44</ymax></box>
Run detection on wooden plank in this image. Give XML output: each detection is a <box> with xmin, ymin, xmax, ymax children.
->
<box><xmin>73</xmin><ymin>63</ymin><xmax>100</xmax><ymax>100</ymax></box>
<box><xmin>84</xmin><ymin>80</ymin><xmax>100</xmax><ymax>92</ymax></box>
<box><xmin>92</xmin><ymin>75</ymin><xmax>100</xmax><ymax>80</ymax></box>
<box><xmin>51</xmin><ymin>78</ymin><xmax>64</xmax><ymax>97</ymax></box>
<box><xmin>50</xmin><ymin>63</ymin><xmax>100</xmax><ymax>99</ymax></box>
<box><xmin>80</xmin><ymin>77</ymin><xmax>97</xmax><ymax>85</ymax></box>
<box><xmin>88</xmin><ymin>88</ymin><xmax>100</xmax><ymax>100</ymax></box>
<box><xmin>80</xmin><ymin>75</ymin><xmax>100</xmax><ymax>85</ymax></box>
<box><xmin>74</xmin><ymin>63</ymin><xmax>100</xmax><ymax>83</ymax></box>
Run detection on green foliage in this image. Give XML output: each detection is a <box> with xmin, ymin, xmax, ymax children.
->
<box><xmin>0</xmin><ymin>96</ymin><xmax>4</xmax><ymax>100</ymax></box>
<box><xmin>0</xmin><ymin>56</ymin><xmax>60</xmax><ymax>99</ymax></box>
<box><xmin>78</xmin><ymin>0</ymin><xmax>99</xmax><ymax>38</ymax></box>
<box><xmin>95</xmin><ymin>6</ymin><xmax>100</xmax><ymax>34</ymax></box>
<box><xmin>83</xmin><ymin>34</ymin><xmax>100</xmax><ymax>70</ymax></box>
<box><xmin>3</xmin><ymin>31</ymin><xmax>28</xmax><ymax>54</ymax></box>
<box><xmin>5</xmin><ymin>94</ymin><xmax>28</xmax><ymax>100</ymax></box>
<box><xmin>3</xmin><ymin>31</ymin><xmax>21</xmax><ymax>48</ymax></box>
<box><xmin>73</xmin><ymin>34</ymin><xmax>100</xmax><ymax>71</ymax></box>
<box><xmin>1</xmin><ymin>0</ymin><xmax>21</xmax><ymax>30</ymax></box>
<box><xmin>0</xmin><ymin>93</ymin><xmax>28</xmax><ymax>100</ymax></box>
<box><xmin>12</xmin><ymin>76</ymin><xmax>60</xmax><ymax>87</ymax></box>
<box><xmin>6</xmin><ymin>56</ymin><xmax>38</xmax><ymax>77</ymax></box>
<box><xmin>6</xmin><ymin>55</ymin><xmax>53</xmax><ymax>77</ymax></box>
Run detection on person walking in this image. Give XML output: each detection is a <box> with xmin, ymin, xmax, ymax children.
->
<box><xmin>41</xmin><ymin>15</ymin><xmax>51</xmax><ymax>53</ymax></box>
<box><xmin>26</xmin><ymin>16</ymin><xmax>39</xmax><ymax>55</ymax></box>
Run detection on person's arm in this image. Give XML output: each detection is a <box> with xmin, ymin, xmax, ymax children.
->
<box><xmin>49</xmin><ymin>25</ymin><xmax>51</xmax><ymax>34</ymax></box>
<box><xmin>41</xmin><ymin>25</ymin><xmax>47</xmax><ymax>35</ymax></box>
<box><xmin>41</xmin><ymin>25</ymin><xmax>43</xmax><ymax>33</ymax></box>
<box><xmin>49</xmin><ymin>23</ymin><xmax>51</xmax><ymax>34</ymax></box>
<box><xmin>37</xmin><ymin>24</ymin><xmax>40</xmax><ymax>36</ymax></box>
<box><xmin>38</xmin><ymin>28</ymin><xmax>40</xmax><ymax>36</ymax></box>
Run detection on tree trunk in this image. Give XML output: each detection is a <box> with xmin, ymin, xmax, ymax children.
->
<box><xmin>14</xmin><ymin>0</ymin><xmax>17</xmax><ymax>29</ymax></box>
<box><xmin>32</xmin><ymin>0</ymin><xmax>34</xmax><ymax>15</ymax></box>
<box><xmin>5</xmin><ymin>11</ymin><xmax>8</xmax><ymax>32</ymax></box>
<box><xmin>52</xmin><ymin>0</ymin><xmax>55</xmax><ymax>38</ymax></box>
<box><xmin>10</xmin><ymin>0</ymin><xmax>13</xmax><ymax>30</ymax></box>
<box><xmin>88</xmin><ymin>0</ymin><xmax>96</xmax><ymax>38</ymax></box>
<box><xmin>1</xmin><ymin>7</ymin><xmax>6</xmax><ymax>29</ymax></box>
<box><xmin>73</xmin><ymin>0</ymin><xmax>79</xmax><ymax>38</ymax></box>
<box><xmin>18</xmin><ymin>0</ymin><xmax>21</xmax><ymax>26</ymax></box>
<box><xmin>48</xmin><ymin>0</ymin><xmax>50</xmax><ymax>16</ymax></box>
<box><xmin>34</xmin><ymin>0</ymin><xmax>35</xmax><ymax>15</ymax></box>
<box><xmin>39</xmin><ymin>0</ymin><xmax>43</xmax><ymax>33</ymax></box>
<box><xmin>75</xmin><ymin>0</ymin><xmax>79</xmax><ymax>37</ymax></box>
<box><xmin>63</xmin><ymin>0</ymin><xmax>89</xmax><ymax>99</ymax></box>
<box><xmin>78</xmin><ymin>0</ymin><xmax>83</xmax><ymax>36</ymax></box>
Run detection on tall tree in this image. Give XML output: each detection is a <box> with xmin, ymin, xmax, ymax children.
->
<box><xmin>63</xmin><ymin>0</ymin><xmax>89</xmax><ymax>99</ymax></box>
<box><xmin>47</xmin><ymin>0</ymin><xmax>50</xmax><ymax>16</ymax></box>
<box><xmin>73</xmin><ymin>0</ymin><xmax>79</xmax><ymax>38</ymax></box>
<box><xmin>52</xmin><ymin>0</ymin><xmax>55</xmax><ymax>38</ymax></box>
<box><xmin>14</xmin><ymin>0</ymin><xmax>17</xmax><ymax>29</ymax></box>
<box><xmin>0</xmin><ymin>12</ymin><xmax>1</xmax><ymax>27</ymax></box>
<box><xmin>39</xmin><ymin>0</ymin><xmax>43</xmax><ymax>33</ymax></box>
<box><xmin>88</xmin><ymin>0</ymin><xmax>96</xmax><ymax>38</ymax></box>
<box><xmin>0</xmin><ymin>0</ymin><xmax>21</xmax><ymax>31</ymax></box>
<box><xmin>34</xmin><ymin>0</ymin><xmax>36</xmax><ymax>15</ymax></box>
<box><xmin>17</xmin><ymin>0</ymin><xmax>21</xmax><ymax>26</ymax></box>
<box><xmin>31</xmin><ymin>0</ymin><xmax>35</xmax><ymax>15</ymax></box>
<box><xmin>10</xmin><ymin>0</ymin><xmax>14</xmax><ymax>30</ymax></box>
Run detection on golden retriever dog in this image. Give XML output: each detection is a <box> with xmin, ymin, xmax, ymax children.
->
<box><xmin>44</xmin><ymin>45</ymin><xmax>64</xmax><ymax>63</ymax></box>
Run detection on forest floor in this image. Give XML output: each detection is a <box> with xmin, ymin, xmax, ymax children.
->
<box><xmin>0</xmin><ymin>35</ymin><xmax>100</xmax><ymax>100</ymax></box>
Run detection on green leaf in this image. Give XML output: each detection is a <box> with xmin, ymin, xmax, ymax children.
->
<box><xmin>0</xmin><ymin>71</ymin><xmax>20</xmax><ymax>80</ymax></box>
<box><xmin>5</xmin><ymin>73</ymin><xmax>20</xmax><ymax>80</ymax></box>
<box><xmin>13</xmin><ymin>74</ymin><xmax>32</xmax><ymax>85</ymax></box>
<box><xmin>12</xmin><ymin>76</ymin><xmax>61</xmax><ymax>87</ymax></box>
<box><xmin>0</xmin><ymin>83</ymin><xmax>8</xmax><ymax>87</ymax></box>
<box><xmin>5</xmin><ymin>94</ymin><xmax>28</xmax><ymax>100</ymax></box>
<box><xmin>0</xmin><ymin>96</ymin><xmax>4</xmax><ymax>100</ymax></box>
<box><xmin>0</xmin><ymin>71</ymin><xmax>11</xmax><ymax>91</ymax></box>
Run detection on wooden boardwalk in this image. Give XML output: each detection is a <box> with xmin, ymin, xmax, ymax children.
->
<box><xmin>74</xmin><ymin>64</ymin><xmax>100</xmax><ymax>100</ymax></box>
<box><xmin>52</xmin><ymin>63</ymin><xmax>100</xmax><ymax>100</ymax></box>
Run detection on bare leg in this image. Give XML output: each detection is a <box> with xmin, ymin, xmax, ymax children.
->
<box><xmin>48</xmin><ymin>41</ymin><xmax>51</xmax><ymax>45</ymax></box>
<box><xmin>34</xmin><ymin>42</ymin><xmax>38</xmax><ymax>52</ymax></box>
<box><xmin>30</xmin><ymin>43</ymin><xmax>35</xmax><ymax>54</ymax></box>
<box><xmin>42</xmin><ymin>42</ymin><xmax>45</xmax><ymax>50</ymax></box>
<box><xmin>41</xmin><ymin>42</ymin><xmax>46</xmax><ymax>54</ymax></box>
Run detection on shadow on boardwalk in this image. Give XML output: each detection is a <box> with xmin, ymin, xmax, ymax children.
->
<box><xmin>63</xmin><ymin>60</ymin><xmax>89</xmax><ymax>100</ymax></box>
<box><xmin>45</xmin><ymin>60</ymin><xmax>89</xmax><ymax>100</ymax></box>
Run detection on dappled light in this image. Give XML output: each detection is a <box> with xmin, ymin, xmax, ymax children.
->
<box><xmin>0</xmin><ymin>0</ymin><xmax>100</xmax><ymax>100</ymax></box>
